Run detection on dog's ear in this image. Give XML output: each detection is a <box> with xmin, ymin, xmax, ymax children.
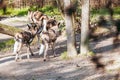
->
<box><xmin>53</xmin><ymin>16</ymin><xmax>56</xmax><ymax>19</ymax></box>
<box><xmin>33</xmin><ymin>24</ymin><xmax>37</xmax><ymax>30</ymax></box>
<box><xmin>58</xmin><ymin>22</ymin><xmax>60</xmax><ymax>27</ymax></box>
<box><xmin>51</xmin><ymin>16</ymin><xmax>56</xmax><ymax>19</ymax></box>
<box><xmin>27</xmin><ymin>24</ymin><xmax>31</xmax><ymax>29</ymax></box>
<box><xmin>40</xmin><ymin>16</ymin><xmax>44</xmax><ymax>21</ymax></box>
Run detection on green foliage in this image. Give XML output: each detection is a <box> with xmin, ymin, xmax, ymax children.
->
<box><xmin>0</xmin><ymin>8</ymin><xmax>29</xmax><ymax>16</ymax></box>
<box><xmin>91</xmin><ymin>7</ymin><xmax>120</xmax><ymax>16</ymax></box>
<box><xmin>28</xmin><ymin>5</ymin><xmax>60</xmax><ymax>16</ymax></box>
<box><xmin>114</xmin><ymin>7</ymin><xmax>120</xmax><ymax>14</ymax></box>
<box><xmin>0</xmin><ymin>9</ymin><xmax>3</xmax><ymax>15</ymax></box>
<box><xmin>0</xmin><ymin>5</ymin><xmax>61</xmax><ymax>16</ymax></box>
<box><xmin>28</xmin><ymin>6</ymin><xmax>38</xmax><ymax>11</ymax></box>
<box><xmin>91</xmin><ymin>7</ymin><xmax>120</xmax><ymax>22</ymax></box>
<box><xmin>0</xmin><ymin>39</ymin><xmax>14</xmax><ymax>52</ymax></box>
<box><xmin>87</xmin><ymin>51</ymin><xmax>95</xmax><ymax>56</ymax></box>
<box><xmin>7</xmin><ymin>8</ymin><xmax>28</xmax><ymax>16</ymax></box>
<box><xmin>39</xmin><ymin>5</ymin><xmax>60</xmax><ymax>16</ymax></box>
<box><xmin>91</xmin><ymin>8</ymin><xmax>110</xmax><ymax>15</ymax></box>
<box><xmin>40</xmin><ymin>5</ymin><xmax>54</xmax><ymax>12</ymax></box>
<box><xmin>60</xmin><ymin>51</ymin><xmax>70</xmax><ymax>60</ymax></box>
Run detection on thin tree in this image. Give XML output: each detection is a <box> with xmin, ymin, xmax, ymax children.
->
<box><xmin>64</xmin><ymin>0</ymin><xmax>77</xmax><ymax>57</ymax></box>
<box><xmin>80</xmin><ymin>0</ymin><xmax>90</xmax><ymax>55</ymax></box>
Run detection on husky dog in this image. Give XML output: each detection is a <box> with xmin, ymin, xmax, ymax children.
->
<box><xmin>39</xmin><ymin>18</ymin><xmax>61</xmax><ymax>61</ymax></box>
<box><xmin>13</xmin><ymin>23</ymin><xmax>42</xmax><ymax>61</ymax></box>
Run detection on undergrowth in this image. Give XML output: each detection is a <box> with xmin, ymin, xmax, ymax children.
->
<box><xmin>0</xmin><ymin>39</ymin><xmax>14</xmax><ymax>53</ymax></box>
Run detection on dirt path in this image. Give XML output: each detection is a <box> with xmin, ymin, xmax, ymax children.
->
<box><xmin>0</xmin><ymin>52</ymin><xmax>120</xmax><ymax>80</ymax></box>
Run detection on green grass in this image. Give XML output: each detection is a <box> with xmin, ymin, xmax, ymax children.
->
<box><xmin>6</xmin><ymin>8</ymin><xmax>29</xmax><ymax>16</ymax></box>
<box><xmin>0</xmin><ymin>9</ymin><xmax>3</xmax><ymax>15</ymax></box>
<box><xmin>60</xmin><ymin>51</ymin><xmax>70</xmax><ymax>60</ymax></box>
<box><xmin>91</xmin><ymin>7</ymin><xmax>120</xmax><ymax>21</ymax></box>
<box><xmin>87</xmin><ymin>51</ymin><xmax>95</xmax><ymax>56</ymax></box>
<box><xmin>113</xmin><ymin>7</ymin><xmax>120</xmax><ymax>14</ymax></box>
<box><xmin>25</xmin><ymin>5</ymin><xmax>60</xmax><ymax>16</ymax></box>
<box><xmin>0</xmin><ymin>39</ymin><xmax>14</xmax><ymax>52</ymax></box>
<box><xmin>0</xmin><ymin>5</ymin><xmax>61</xmax><ymax>17</ymax></box>
<box><xmin>91</xmin><ymin>7</ymin><xmax>120</xmax><ymax>15</ymax></box>
<box><xmin>0</xmin><ymin>7</ymin><xmax>29</xmax><ymax>16</ymax></box>
<box><xmin>38</xmin><ymin>5</ymin><xmax>60</xmax><ymax>16</ymax></box>
<box><xmin>29</xmin><ymin>5</ymin><xmax>61</xmax><ymax>19</ymax></box>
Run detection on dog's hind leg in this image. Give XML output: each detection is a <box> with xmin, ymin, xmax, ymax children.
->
<box><xmin>37</xmin><ymin>34</ymin><xmax>40</xmax><ymax>49</ymax></box>
<box><xmin>13</xmin><ymin>41</ymin><xmax>19</xmax><ymax>61</ymax></box>
<box><xmin>39</xmin><ymin>43</ymin><xmax>45</xmax><ymax>55</ymax></box>
<box><xmin>13</xmin><ymin>41</ymin><xmax>22</xmax><ymax>61</ymax></box>
<box><xmin>13</xmin><ymin>41</ymin><xmax>19</xmax><ymax>54</ymax></box>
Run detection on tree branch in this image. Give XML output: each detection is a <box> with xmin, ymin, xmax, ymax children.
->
<box><xmin>0</xmin><ymin>23</ymin><xmax>23</xmax><ymax>37</ymax></box>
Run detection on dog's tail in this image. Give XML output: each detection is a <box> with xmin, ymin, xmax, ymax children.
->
<box><xmin>39</xmin><ymin>43</ymin><xmax>45</xmax><ymax>55</ymax></box>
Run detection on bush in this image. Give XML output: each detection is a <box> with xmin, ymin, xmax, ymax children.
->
<box><xmin>39</xmin><ymin>5</ymin><xmax>60</xmax><ymax>16</ymax></box>
<box><xmin>114</xmin><ymin>7</ymin><xmax>120</xmax><ymax>14</ymax></box>
<box><xmin>0</xmin><ymin>5</ymin><xmax>61</xmax><ymax>16</ymax></box>
<box><xmin>91</xmin><ymin>8</ymin><xmax>110</xmax><ymax>15</ymax></box>
<box><xmin>0</xmin><ymin>8</ymin><xmax>29</xmax><ymax>16</ymax></box>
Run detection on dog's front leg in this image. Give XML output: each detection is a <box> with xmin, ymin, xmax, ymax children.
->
<box><xmin>26</xmin><ymin>45</ymin><xmax>31</xmax><ymax>59</ymax></box>
<box><xmin>37</xmin><ymin>34</ymin><xmax>40</xmax><ymax>49</ymax></box>
<box><xmin>29</xmin><ymin>45</ymin><xmax>34</xmax><ymax>56</ymax></box>
<box><xmin>43</xmin><ymin>43</ymin><xmax>48</xmax><ymax>61</ymax></box>
<box><xmin>39</xmin><ymin>43</ymin><xmax>45</xmax><ymax>55</ymax></box>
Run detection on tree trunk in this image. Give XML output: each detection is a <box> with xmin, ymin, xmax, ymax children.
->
<box><xmin>0</xmin><ymin>23</ymin><xmax>23</xmax><ymax>37</ymax></box>
<box><xmin>64</xmin><ymin>0</ymin><xmax>77</xmax><ymax>57</ymax></box>
<box><xmin>80</xmin><ymin>0</ymin><xmax>90</xmax><ymax>55</ymax></box>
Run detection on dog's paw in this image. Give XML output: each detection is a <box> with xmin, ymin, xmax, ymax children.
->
<box><xmin>43</xmin><ymin>59</ymin><xmax>46</xmax><ymax>62</ymax></box>
<box><xmin>37</xmin><ymin>47</ymin><xmax>40</xmax><ymax>50</ymax></box>
<box><xmin>31</xmin><ymin>53</ymin><xmax>34</xmax><ymax>56</ymax></box>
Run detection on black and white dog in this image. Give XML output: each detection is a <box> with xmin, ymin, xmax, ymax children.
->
<box><xmin>39</xmin><ymin>18</ymin><xmax>61</xmax><ymax>61</ymax></box>
<box><xmin>13</xmin><ymin>23</ymin><xmax>43</xmax><ymax>61</ymax></box>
